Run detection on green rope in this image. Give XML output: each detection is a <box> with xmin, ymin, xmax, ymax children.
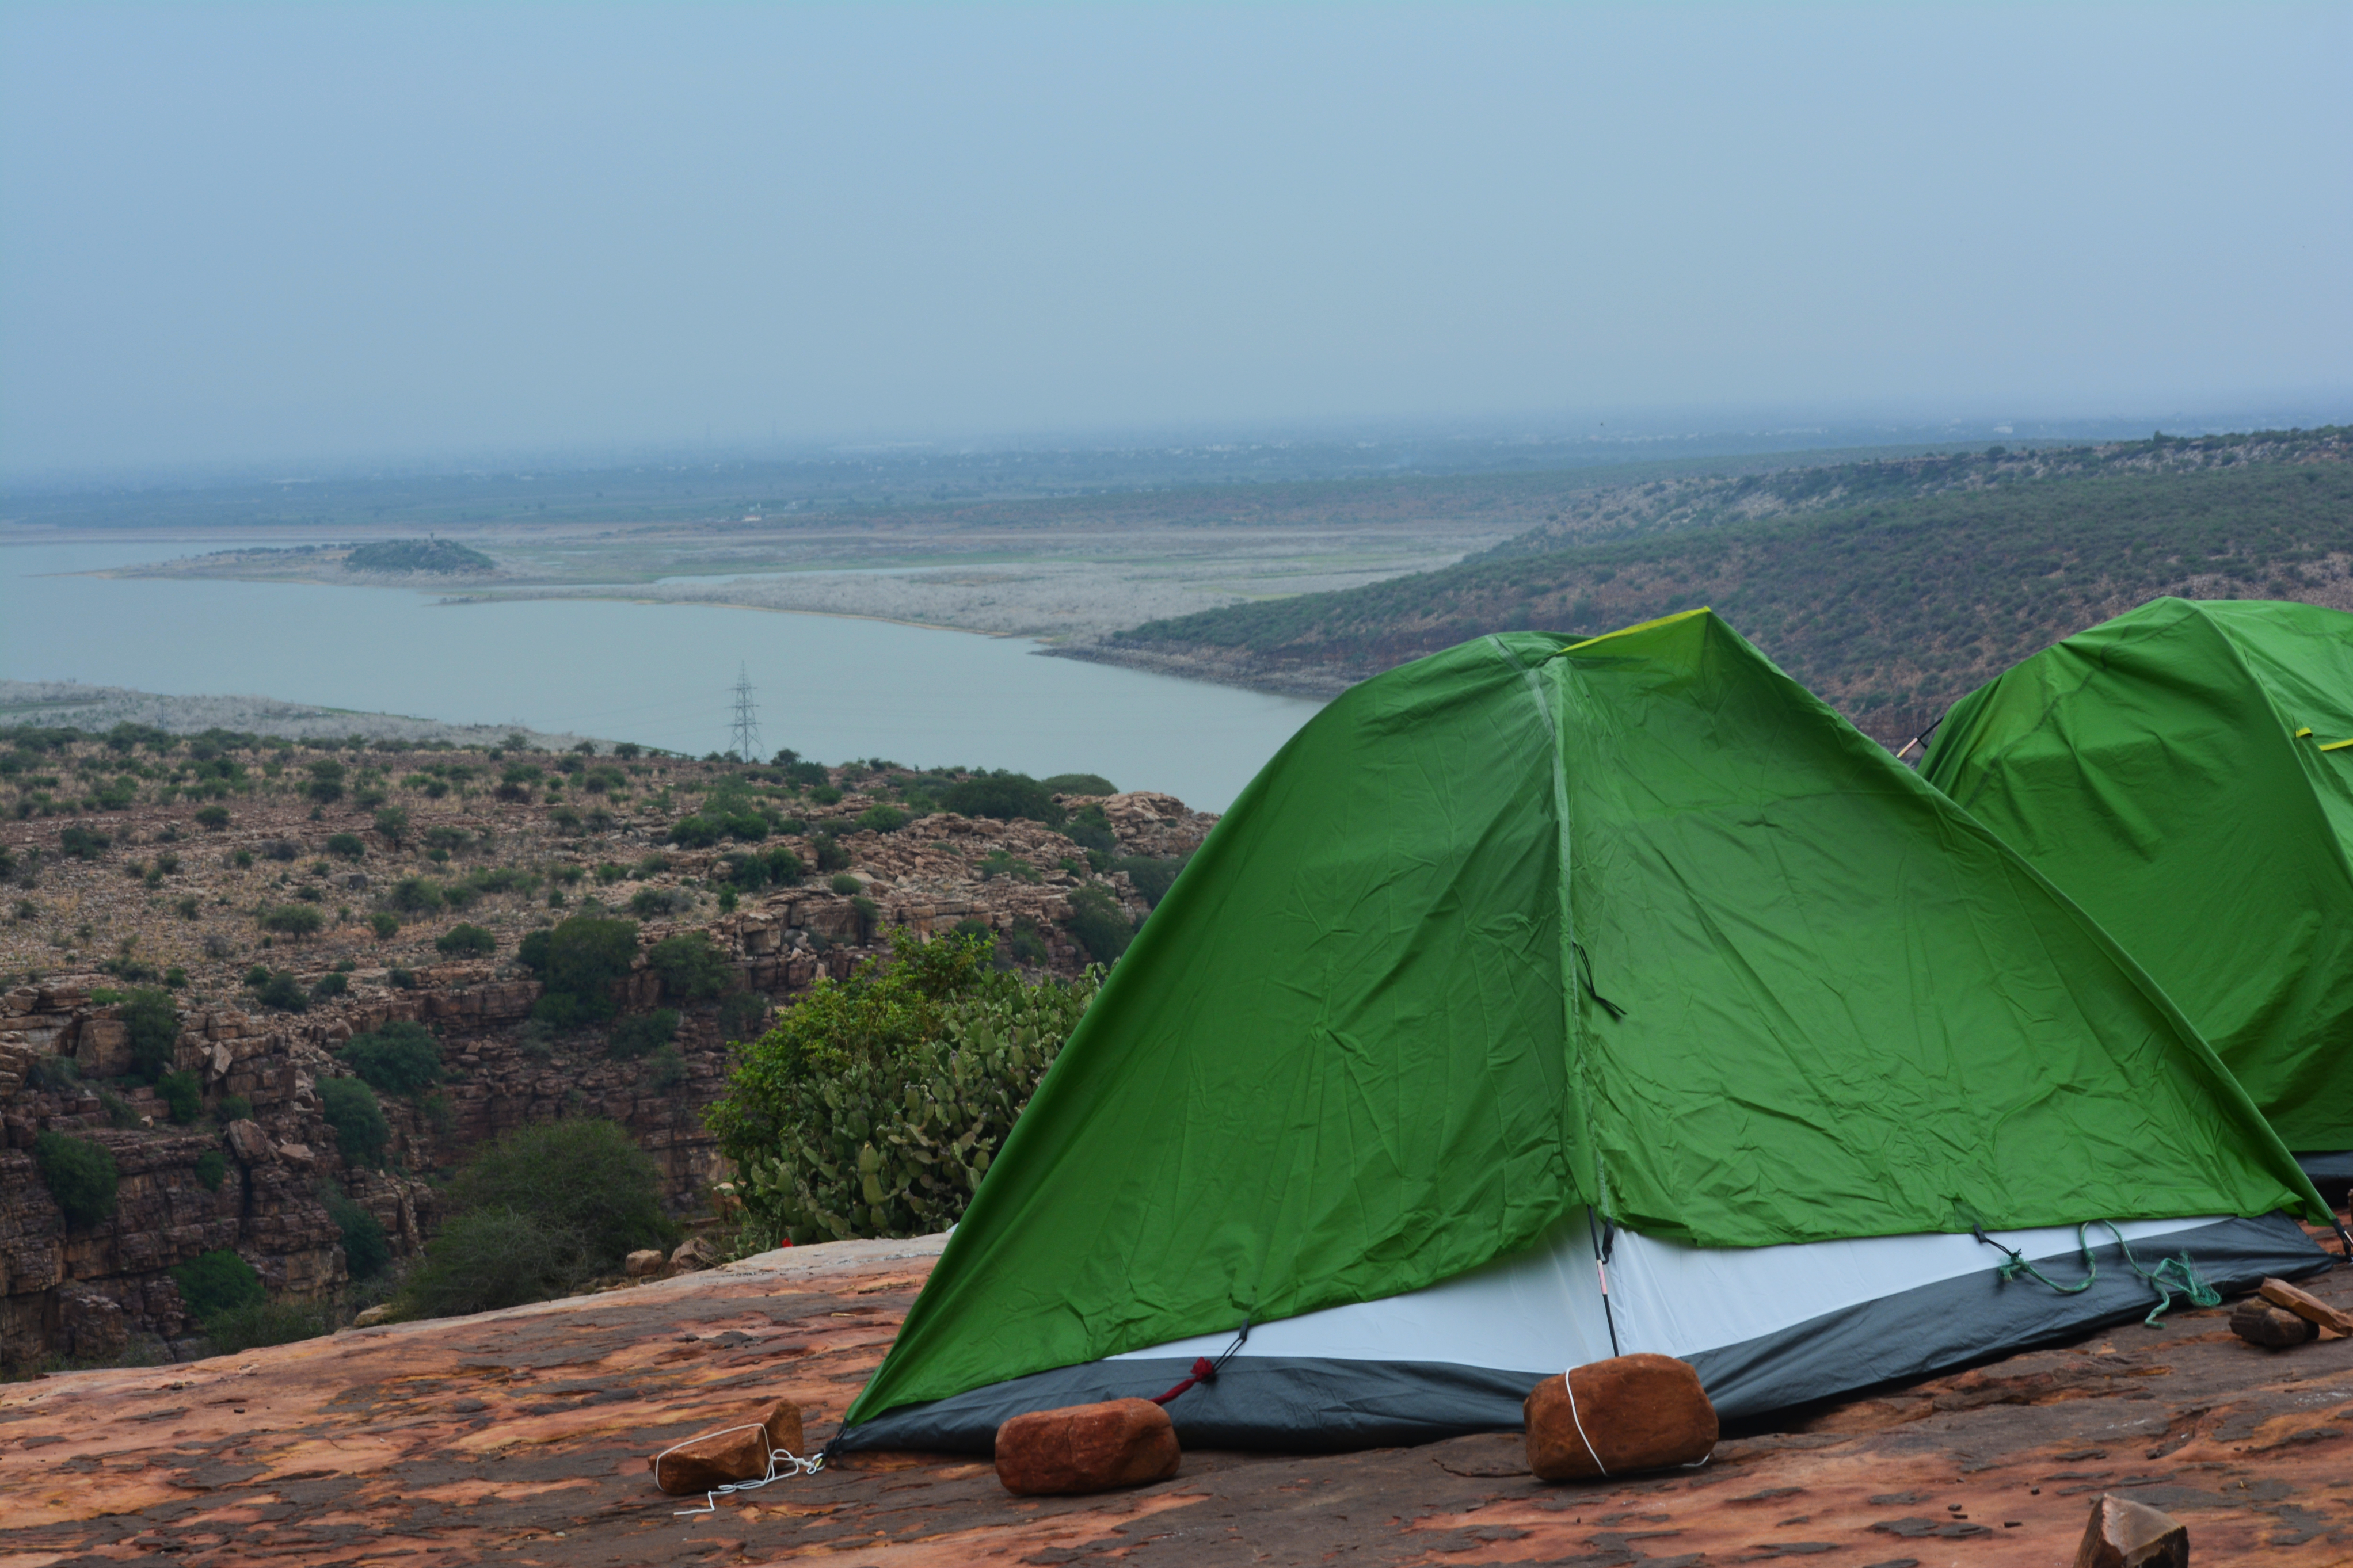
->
<box><xmin>1975</xmin><ymin>1221</ymin><xmax>2221</xmax><ymax>1326</ymax></box>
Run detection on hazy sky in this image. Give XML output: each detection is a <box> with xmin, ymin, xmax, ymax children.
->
<box><xmin>3</xmin><ymin>3</ymin><xmax>2347</xmax><ymax>477</ymax></box>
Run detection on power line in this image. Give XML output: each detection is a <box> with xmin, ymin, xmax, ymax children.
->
<box><xmin>727</xmin><ymin>663</ymin><xmax>762</xmax><ymax>762</ymax></box>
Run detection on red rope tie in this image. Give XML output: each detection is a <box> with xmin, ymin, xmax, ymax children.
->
<box><xmin>1149</xmin><ymin>1356</ymin><xmax>1219</xmax><ymax>1406</ymax></box>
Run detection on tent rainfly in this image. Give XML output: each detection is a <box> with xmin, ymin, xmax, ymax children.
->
<box><xmin>1924</xmin><ymin>598</ymin><xmax>2353</xmax><ymax>1178</ymax></box>
<box><xmin>836</xmin><ymin>611</ymin><xmax>2331</xmax><ymax>1453</ymax></box>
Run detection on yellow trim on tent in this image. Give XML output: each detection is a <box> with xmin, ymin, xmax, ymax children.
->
<box><xmin>1559</xmin><ymin>607</ymin><xmax>1714</xmax><ymax>654</ymax></box>
<box><xmin>2295</xmin><ymin>727</ymin><xmax>2314</xmax><ymax>739</ymax></box>
<box><xmin>2322</xmin><ymin>738</ymin><xmax>2353</xmax><ymax>753</ymax></box>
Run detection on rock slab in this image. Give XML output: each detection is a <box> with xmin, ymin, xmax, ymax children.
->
<box><xmin>994</xmin><ymin>1397</ymin><xmax>1181</xmax><ymax>1496</ymax></box>
<box><xmin>650</xmin><ymin>1399</ymin><xmax>805</xmax><ymax>1495</ymax></box>
<box><xmin>2074</xmin><ymin>1493</ymin><xmax>2188</xmax><ymax>1568</ymax></box>
<box><xmin>1524</xmin><ymin>1353</ymin><xmax>1718</xmax><ymax>1482</ymax></box>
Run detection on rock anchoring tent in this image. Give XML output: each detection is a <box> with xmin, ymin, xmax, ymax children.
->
<box><xmin>837</xmin><ymin>610</ymin><xmax>2329</xmax><ymax>1452</ymax></box>
<box><xmin>1923</xmin><ymin>598</ymin><xmax>2353</xmax><ymax>1181</ymax></box>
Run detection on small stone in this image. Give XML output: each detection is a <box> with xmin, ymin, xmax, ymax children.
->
<box><xmin>1524</xmin><ymin>1353</ymin><xmax>1718</xmax><ymax>1482</ymax></box>
<box><xmin>352</xmin><ymin>1304</ymin><xmax>391</xmax><ymax>1327</ymax></box>
<box><xmin>669</xmin><ymin>1236</ymin><xmax>719</xmax><ymax>1272</ymax></box>
<box><xmin>2074</xmin><ymin>1493</ymin><xmax>2187</xmax><ymax>1568</ymax></box>
<box><xmin>649</xmin><ymin>1399</ymin><xmax>804</xmax><ymax>1494</ymax></box>
<box><xmin>995</xmin><ymin>1398</ymin><xmax>1181</xmax><ymax>1496</ymax></box>
<box><xmin>625</xmin><ymin>1249</ymin><xmax>668</xmax><ymax>1279</ymax></box>
<box><xmin>2230</xmin><ymin>1297</ymin><xmax>2318</xmax><ymax>1349</ymax></box>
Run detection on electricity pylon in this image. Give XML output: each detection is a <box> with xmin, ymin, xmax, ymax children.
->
<box><xmin>728</xmin><ymin>665</ymin><xmax>762</xmax><ymax>762</ymax></box>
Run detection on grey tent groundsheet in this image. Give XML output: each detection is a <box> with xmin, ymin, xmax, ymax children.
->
<box><xmin>837</xmin><ymin>1211</ymin><xmax>2322</xmax><ymax>1453</ymax></box>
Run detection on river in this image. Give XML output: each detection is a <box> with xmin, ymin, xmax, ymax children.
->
<box><xmin>0</xmin><ymin>540</ymin><xmax>1322</xmax><ymax>810</ymax></box>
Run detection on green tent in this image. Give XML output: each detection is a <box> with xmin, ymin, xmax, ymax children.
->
<box><xmin>1924</xmin><ymin>596</ymin><xmax>2353</xmax><ymax>1159</ymax></box>
<box><xmin>837</xmin><ymin>611</ymin><xmax>2327</xmax><ymax>1452</ymax></box>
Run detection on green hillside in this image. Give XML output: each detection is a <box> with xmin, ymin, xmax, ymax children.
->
<box><xmin>1109</xmin><ymin>429</ymin><xmax>2353</xmax><ymax>745</ymax></box>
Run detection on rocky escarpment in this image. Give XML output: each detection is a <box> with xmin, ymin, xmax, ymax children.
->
<box><xmin>0</xmin><ymin>791</ymin><xmax>1213</xmax><ymax>1371</ymax></box>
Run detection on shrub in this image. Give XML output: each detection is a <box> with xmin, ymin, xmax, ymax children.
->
<box><xmin>156</xmin><ymin>1069</ymin><xmax>202</xmax><ymax>1124</ymax></box>
<box><xmin>435</xmin><ymin>922</ymin><xmax>496</xmax><ymax>958</ymax></box>
<box><xmin>194</xmin><ymin>1148</ymin><xmax>228</xmax><ymax>1191</ymax></box>
<box><xmin>372</xmin><ymin>806</ymin><xmax>410</xmax><ymax>844</ymax></box>
<box><xmin>35</xmin><ymin>1131</ymin><xmax>120</xmax><ymax>1226</ymax></box>
<box><xmin>388</xmin><ymin>877</ymin><xmax>444</xmax><ymax>913</ymax></box>
<box><xmin>450</xmin><ymin>1119</ymin><xmax>675</xmax><ymax>1272</ymax></box>
<box><xmin>941</xmin><ymin>773</ymin><xmax>1063</xmax><ymax>826</ymax></box>
<box><xmin>246</xmin><ymin>968</ymin><xmax>307</xmax><ymax>1012</ymax></box>
<box><xmin>608</xmin><ymin>1008</ymin><xmax>680</xmax><ymax>1060</ymax></box>
<box><xmin>811</xmin><ymin>833</ymin><xmax>850</xmax><ymax>872</ymax></box>
<box><xmin>369</xmin><ymin>910</ymin><xmax>399</xmax><ymax>939</ymax></box>
<box><xmin>173</xmin><ymin>1247</ymin><xmax>265</xmax><ymax>1319</ymax></box>
<box><xmin>829</xmin><ymin>872</ymin><xmax>863</xmax><ymax>895</ymax></box>
<box><xmin>517</xmin><ymin>913</ymin><xmax>639</xmax><ymax>1027</ymax></box>
<box><xmin>319</xmin><ymin>1077</ymin><xmax>389</xmax><ymax>1166</ymax></box>
<box><xmin>325</xmin><ymin>833</ymin><xmax>365</xmax><ymax>861</ymax></box>
<box><xmin>398</xmin><ymin>1209</ymin><xmax>588</xmax><ymax>1318</ymax></box>
<box><xmin>1064</xmin><ymin>803</ymin><xmax>1116</xmax><ymax>854</ymax></box>
<box><xmin>341</xmin><ymin>1020</ymin><xmax>441</xmax><ymax>1096</ymax></box>
<box><xmin>717</xmin><ymin>990</ymin><xmax>772</xmax><ymax>1043</ymax></box>
<box><xmin>310</xmin><ymin>972</ymin><xmax>348</xmax><ymax>1002</ymax></box>
<box><xmin>1111</xmin><ymin>851</ymin><xmax>1192</xmax><ymax>908</ymax></box>
<box><xmin>855</xmin><ymin>804</ymin><xmax>909</xmax><ymax>835</ymax></box>
<box><xmin>305</xmin><ymin>760</ymin><xmax>346</xmax><ymax>803</ymax></box>
<box><xmin>667</xmin><ymin>815</ymin><xmax>721</xmax><ymax>849</ymax></box>
<box><xmin>261</xmin><ymin>838</ymin><xmax>301</xmax><ymax>861</ymax></box>
<box><xmin>645</xmin><ymin>1043</ymin><xmax>688</xmax><ymax>1090</ymax></box>
<box><xmin>1064</xmin><ymin>884</ymin><xmax>1137</xmax><ymax>964</ymax></box>
<box><xmin>120</xmin><ymin>986</ymin><xmax>179</xmax><ymax>1080</ymax></box>
<box><xmin>195</xmin><ymin>805</ymin><xmax>230</xmax><ymax>831</ymax></box>
<box><xmin>203</xmin><ymin>1300</ymin><xmax>329</xmax><ymax>1353</ymax></box>
<box><xmin>1040</xmin><ymin>773</ymin><xmax>1117</xmax><ymax>796</ymax></box>
<box><xmin>628</xmin><ymin>886</ymin><xmax>692</xmax><ymax>918</ymax></box>
<box><xmin>712</xmin><ymin>930</ymin><xmax>1099</xmax><ymax>1242</ymax></box>
<box><xmin>322</xmin><ymin>1186</ymin><xmax>390</xmax><ymax>1280</ymax></box>
<box><xmin>260</xmin><ymin>904</ymin><xmax>324</xmax><ymax>937</ymax></box>
<box><xmin>215</xmin><ymin>1094</ymin><xmax>253</xmax><ymax>1123</ymax></box>
<box><xmin>59</xmin><ymin>825</ymin><xmax>110</xmax><ymax>859</ymax></box>
<box><xmin>649</xmin><ymin>932</ymin><xmax>730</xmax><ymax>1001</ymax></box>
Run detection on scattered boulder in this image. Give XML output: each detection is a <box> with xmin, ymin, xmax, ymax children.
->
<box><xmin>2074</xmin><ymin>1493</ymin><xmax>2187</xmax><ymax>1568</ymax></box>
<box><xmin>351</xmin><ymin>1304</ymin><xmax>393</xmax><ymax>1327</ymax></box>
<box><xmin>625</xmin><ymin>1248</ymin><xmax>668</xmax><ymax>1279</ymax></box>
<box><xmin>2259</xmin><ymin>1275</ymin><xmax>2353</xmax><ymax>1335</ymax></box>
<box><xmin>670</xmin><ymin>1236</ymin><xmax>719</xmax><ymax>1273</ymax></box>
<box><xmin>650</xmin><ymin>1399</ymin><xmax>805</xmax><ymax>1495</ymax></box>
<box><xmin>994</xmin><ymin>1398</ymin><xmax>1181</xmax><ymax>1496</ymax></box>
<box><xmin>2230</xmin><ymin>1297</ymin><xmax>2317</xmax><ymax>1349</ymax></box>
<box><xmin>223</xmin><ymin>1119</ymin><xmax>275</xmax><ymax>1165</ymax></box>
<box><xmin>1524</xmin><ymin>1354</ymin><xmax>1717</xmax><ymax>1482</ymax></box>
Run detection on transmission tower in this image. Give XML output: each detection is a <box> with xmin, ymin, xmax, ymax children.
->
<box><xmin>728</xmin><ymin>664</ymin><xmax>762</xmax><ymax>762</ymax></box>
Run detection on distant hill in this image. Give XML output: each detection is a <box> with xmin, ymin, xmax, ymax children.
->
<box><xmin>1101</xmin><ymin>428</ymin><xmax>2353</xmax><ymax>746</ymax></box>
<box><xmin>344</xmin><ymin>537</ymin><xmax>494</xmax><ymax>573</ymax></box>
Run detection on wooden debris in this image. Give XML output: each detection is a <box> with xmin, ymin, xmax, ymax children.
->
<box><xmin>2259</xmin><ymin>1275</ymin><xmax>2353</xmax><ymax>1334</ymax></box>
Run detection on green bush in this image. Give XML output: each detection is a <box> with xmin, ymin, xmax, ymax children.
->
<box><xmin>645</xmin><ymin>1043</ymin><xmax>688</xmax><ymax>1090</ymax></box>
<box><xmin>649</xmin><ymin>932</ymin><xmax>730</xmax><ymax>1001</ymax></box>
<box><xmin>35</xmin><ymin>1131</ymin><xmax>120</xmax><ymax>1226</ymax></box>
<box><xmin>60</xmin><ymin>825</ymin><xmax>111</xmax><ymax>859</ymax></box>
<box><xmin>628</xmin><ymin>886</ymin><xmax>693</xmax><ymax>918</ymax></box>
<box><xmin>245</xmin><ymin>967</ymin><xmax>307</xmax><ymax>1012</ymax></box>
<box><xmin>516</xmin><ymin>913</ymin><xmax>639</xmax><ymax>1028</ymax></box>
<box><xmin>667</xmin><ymin>815</ymin><xmax>722</xmax><ymax>849</ymax></box>
<box><xmin>188</xmin><ymin>1149</ymin><xmax>227</xmax><ymax>1192</ymax></box>
<box><xmin>1063</xmin><ymin>802</ymin><xmax>1117</xmax><ymax>853</ymax></box>
<box><xmin>310</xmin><ymin>971</ymin><xmax>348</xmax><ymax>1003</ymax></box>
<box><xmin>215</xmin><ymin>1093</ymin><xmax>252</xmax><ymax>1123</ymax></box>
<box><xmin>372</xmin><ymin>806</ymin><xmax>409</xmax><ymax>844</ymax></box>
<box><xmin>369</xmin><ymin>910</ymin><xmax>399</xmax><ymax>939</ymax></box>
<box><xmin>305</xmin><ymin>760</ymin><xmax>346</xmax><ymax>804</ymax></box>
<box><xmin>435</xmin><ymin>922</ymin><xmax>496</xmax><ymax>958</ymax></box>
<box><xmin>325</xmin><ymin>833</ymin><xmax>367</xmax><ymax>861</ymax></box>
<box><xmin>260</xmin><ymin>904</ymin><xmax>324</xmax><ymax>937</ymax></box>
<box><xmin>829</xmin><ymin>872</ymin><xmax>863</xmax><ymax>895</ymax></box>
<box><xmin>319</xmin><ymin>1077</ymin><xmax>389</xmax><ymax>1166</ymax></box>
<box><xmin>941</xmin><ymin>773</ymin><xmax>1063</xmax><ymax>826</ymax></box>
<box><xmin>717</xmin><ymin>990</ymin><xmax>773</xmax><ymax>1043</ymax></box>
<box><xmin>195</xmin><ymin>805</ymin><xmax>231</xmax><ymax>831</ymax></box>
<box><xmin>1064</xmin><ymin>884</ymin><xmax>1137</xmax><ymax>964</ymax></box>
<box><xmin>323</xmin><ymin>1186</ymin><xmax>390</xmax><ymax>1280</ymax></box>
<box><xmin>449</xmin><ymin>1118</ymin><xmax>675</xmax><ymax>1272</ymax></box>
<box><xmin>173</xmin><ymin>1247</ymin><xmax>264</xmax><ymax>1319</ymax></box>
<box><xmin>711</xmin><ymin>930</ymin><xmax>1098</xmax><ymax>1242</ymax></box>
<box><xmin>156</xmin><ymin>1069</ymin><xmax>202</xmax><ymax>1124</ymax></box>
<box><xmin>120</xmin><ymin>986</ymin><xmax>179</xmax><ymax>1081</ymax></box>
<box><xmin>398</xmin><ymin>1209</ymin><xmax>589</xmax><ymax>1318</ymax></box>
<box><xmin>203</xmin><ymin>1300</ymin><xmax>329</xmax><ymax>1353</ymax></box>
<box><xmin>812</xmin><ymin>833</ymin><xmax>850</xmax><ymax>872</ymax></box>
<box><xmin>1111</xmin><ymin>851</ymin><xmax>1191</xmax><ymax>908</ymax></box>
<box><xmin>341</xmin><ymin>1020</ymin><xmax>441</xmax><ymax>1095</ymax></box>
<box><xmin>855</xmin><ymin>804</ymin><xmax>910</xmax><ymax>835</ymax></box>
<box><xmin>1040</xmin><ymin>773</ymin><xmax>1117</xmax><ymax>796</ymax></box>
<box><xmin>608</xmin><ymin>1008</ymin><xmax>680</xmax><ymax>1060</ymax></box>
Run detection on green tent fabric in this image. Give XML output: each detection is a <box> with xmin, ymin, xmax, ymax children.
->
<box><xmin>1923</xmin><ymin>597</ymin><xmax>2353</xmax><ymax>1153</ymax></box>
<box><xmin>846</xmin><ymin>609</ymin><xmax>2321</xmax><ymax>1429</ymax></box>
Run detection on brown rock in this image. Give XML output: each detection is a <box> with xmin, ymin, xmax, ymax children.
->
<box><xmin>222</xmin><ymin>1119</ymin><xmax>275</xmax><ymax>1165</ymax></box>
<box><xmin>1524</xmin><ymin>1354</ymin><xmax>1717</xmax><ymax>1482</ymax></box>
<box><xmin>670</xmin><ymin>1235</ymin><xmax>719</xmax><ymax>1272</ymax></box>
<box><xmin>2230</xmin><ymin>1297</ymin><xmax>2317</xmax><ymax>1348</ymax></box>
<box><xmin>625</xmin><ymin>1248</ymin><xmax>668</xmax><ymax>1279</ymax></box>
<box><xmin>2074</xmin><ymin>1493</ymin><xmax>2188</xmax><ymax>1568</ymax></box>
<box><xmin>995</xmin><ymin>1398</ymin><xmax>1181</xmax><ymax>1496</ymax></box>
<box><xmin>2259</xmin><ymin>1275</ymin><xmax>2353</xmax><ymax>1334</ymax></box>
<box><xmin>649</xmin><ymin>1399</ymin><xmax>805</xmax><ymax>1494</ymax></box>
